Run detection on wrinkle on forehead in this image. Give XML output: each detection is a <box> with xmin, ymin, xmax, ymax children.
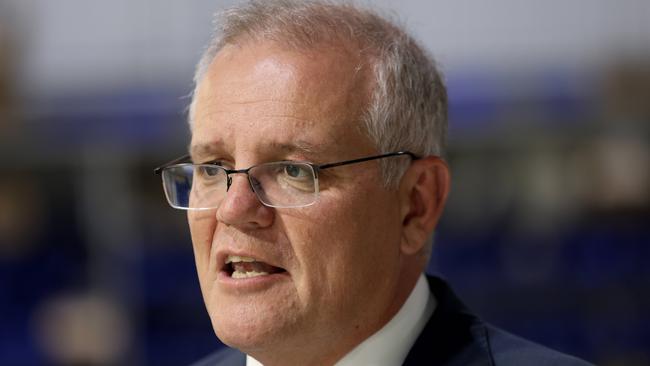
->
<box><xmin>192</xmin><ymin>101</ymin><xmax>315</xmax><ymax>127</ymax></box>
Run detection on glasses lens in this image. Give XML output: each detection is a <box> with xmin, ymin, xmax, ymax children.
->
<box><xmin>161</xmin><ymin>164</ymin><xmax>227</xmax><ymax>209</ymax></box>
<box><xmin>249</xmin><ymin>162</ymin><xmax>318</xmax><ymax>207</ymax></box>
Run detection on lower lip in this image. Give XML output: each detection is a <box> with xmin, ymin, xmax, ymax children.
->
<box><xmin>217</xmin><ymin>270</ymin><xmax>290</xmax><ymax>291</ymax></box>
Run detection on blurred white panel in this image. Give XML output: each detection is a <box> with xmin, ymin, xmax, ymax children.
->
<box><xmin>4</xmin><ymin>0</ymin><xmax>649</xmax><ymax>95</ymax></box>
<box><xmin>11</xmin><ymin>0</ymin><xmax>238</xmax><ymax>95</ymax></box>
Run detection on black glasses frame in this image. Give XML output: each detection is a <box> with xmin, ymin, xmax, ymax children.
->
<box><xmin>154</xmin><ymin>150</ymin><xmax>419</xmax><ymax>178</ymax></box>
<box><xmin>155</xmin><ymin>150</ymin><xmax>420</xmax><ymax>209</ymax></box>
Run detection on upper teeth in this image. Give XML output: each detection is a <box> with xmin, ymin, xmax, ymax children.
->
<box><xmin>226</xmin><ymin>255</ymin><xmax>256</xmax><ymax>264</ymax></box>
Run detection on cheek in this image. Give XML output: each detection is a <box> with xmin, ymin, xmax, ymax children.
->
<box><xmin>287</xmin><ymin>191</ymin><xmax>400</xmax><ymax>299</ymax></box>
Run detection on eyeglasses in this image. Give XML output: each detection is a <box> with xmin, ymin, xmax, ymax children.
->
<box><xmin>154</xmin><ymin>151</ymin><xmax>419</xmax><ymax>210</ymax></box>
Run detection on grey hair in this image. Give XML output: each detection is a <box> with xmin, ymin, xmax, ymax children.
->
<box><xmin>189</xmin><ymin>0</ymin><xmax>447</xmax><ymax>188</ymax></box>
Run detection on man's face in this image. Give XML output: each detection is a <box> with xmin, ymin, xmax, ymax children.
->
<box><xmin>188</xmin><ymin>42</ymin><xmax>409</xmax><ymax>360</ymax></box>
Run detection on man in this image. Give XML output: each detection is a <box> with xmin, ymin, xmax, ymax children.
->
<box><xmin>155</xmin><ymin>1</ymin><xmax>593</xmax><ymax>365</ymax></box>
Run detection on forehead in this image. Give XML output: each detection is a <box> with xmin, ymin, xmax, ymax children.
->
<box><xmin>190</xmin><ymin>41</ymin><xmax>375</xmax><ymax>160</ymax></box>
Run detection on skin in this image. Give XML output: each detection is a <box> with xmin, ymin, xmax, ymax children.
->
<box><xmin>188</xmin><ymin>40</ymin><xmax>450</xmax><ymax>365</ymax></box>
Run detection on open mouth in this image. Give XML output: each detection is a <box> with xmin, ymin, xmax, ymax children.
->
<box><xmin>223</xmin><ymin>255</ymin><xmax>287</xmax><ymax>279</ymax></box>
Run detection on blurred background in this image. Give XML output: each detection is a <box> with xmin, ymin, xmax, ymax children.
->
<box><xmin>0</xmin><ymin>0</ymin><xmax>648</xmax><ymax>365</ymax></box>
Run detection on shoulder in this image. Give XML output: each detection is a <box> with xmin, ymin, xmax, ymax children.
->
<box><xmin>189</xmin><ymin>346</ymin><xmax>245</xmax><ymax>366</ymax></box>
<box><xmin>483</xmin><ymin>324</ymin><xmax>593</xmax><ymax>366</ymax></box>
<box><xmin>404</xmin><ymin>276</ymin><xmax>594</xmax><ymax>366</ymax></box>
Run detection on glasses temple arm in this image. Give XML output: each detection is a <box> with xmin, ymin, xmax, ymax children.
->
<box><xmin>318</xmin><ymin>151</ymin><xmax>419</xmax><ymax>170</ymax></box>
<box><xmin>154</xmin><ymin>154</ymin><xmax>191</xmax><ymax>174</ymax></box>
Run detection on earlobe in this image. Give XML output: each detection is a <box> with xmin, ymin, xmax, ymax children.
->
<box><xmin>398</xmin><ymin>156</ymin><xmax>450</xmax><ymax>256</ymax></box>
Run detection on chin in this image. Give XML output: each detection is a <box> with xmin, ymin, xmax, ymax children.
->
<box><xmin>207</xmin><ymin>292</ymin><xmax>301</xmax><ymax>351</ymax></box>
<box><xmin>210</xmin><ymin>312</ymin><xmax>289</xmax><ymax>352</ymax></box>
<box><xmin>212</xmin><ymin>321</ymin><xmax>265</xmax><ymax>349</ymax></box>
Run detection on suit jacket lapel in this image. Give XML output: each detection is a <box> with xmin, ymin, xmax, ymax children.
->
<box><xmin>402</xmin><ymin>276</ymin><xmax>493</xmax><ymax>366</ymax></box>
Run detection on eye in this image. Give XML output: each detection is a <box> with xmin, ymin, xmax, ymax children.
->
<box><xmin>204</xmin><ymin>167</ymin><xmax>222</xmax><ymax>176</ymax></box>
<box><xmin>196</xmin><ymin>165</ymin><xmax>224</xmax><ymax>179</ymax></box>
<box><xmin>283</xmin><ymin>164</ymin><xmax>310</xmax><ymax>179</ymax></box>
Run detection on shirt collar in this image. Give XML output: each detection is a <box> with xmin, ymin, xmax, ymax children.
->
<box><xmin>246</xmin><ymin>274</ymin><xmax>435</xmax><ymax>366</ymax></box>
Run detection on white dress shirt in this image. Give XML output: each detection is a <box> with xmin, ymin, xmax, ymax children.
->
<box><xmin>247</xmin><ymin>274</ymin><xmax>436</xmax><ymax>366</ymax></box>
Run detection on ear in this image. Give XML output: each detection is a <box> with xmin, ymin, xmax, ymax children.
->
<box><xmin>398</xmin><ymin>156</ymin><xmax>450</xmax><ymax>255</ymax></box>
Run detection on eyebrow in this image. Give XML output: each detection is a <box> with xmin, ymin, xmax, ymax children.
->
<box><xmin>189</xmin><ymin>142</ymin><xmax>223</xmax><ymax>160</ymax></box>
<box><xmin>189</xmin><ymin>139</ymin><xmax>326</xmax><ymax>162</ymax></box>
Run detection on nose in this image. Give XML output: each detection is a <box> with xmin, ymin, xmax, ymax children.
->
<box><xmin>216</xmin><ymin>174</ymin><xmax>274</xmax><ymax>229</ymax></box>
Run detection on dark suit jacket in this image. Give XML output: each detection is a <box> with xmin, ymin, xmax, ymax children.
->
<box><xmin>191</xmin><ymin>276</ymin><xmax>593</xmax><ymax>366</ymax></box>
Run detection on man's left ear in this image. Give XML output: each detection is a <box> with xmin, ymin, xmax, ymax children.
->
<box><xmin>398</xmin><ymin>156</ymin><xmax>450</xmax><ymax>255</ymax></box>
